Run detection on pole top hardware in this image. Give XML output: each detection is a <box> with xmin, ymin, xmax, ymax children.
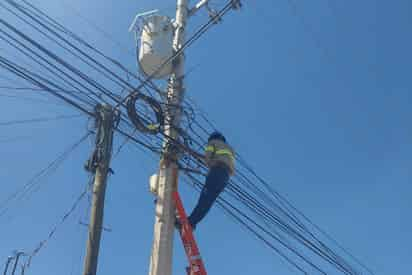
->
<box><xmin>128</xmin><ymin>9</ymin><xmax>160</xmax><ymax>33</ymax></box>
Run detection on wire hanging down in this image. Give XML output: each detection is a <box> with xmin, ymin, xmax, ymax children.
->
<box><xmin>0</xmin><ymin>114</ymin><xmax>83</xmax><ymax>126</ymax></box>
<box><xmin>0</xmin><ymin>131</ymin><xmax>91</xmax><ymax>219</ymax></box>
<box><xmin>126</xmin><ymin>93</ymin><xmax>164</xmax><ymax>135</ymax></box>
<box><xmin>25</xmin><ymin>175</ymin><xmax>94</xmax><ymax>268</ymax></box>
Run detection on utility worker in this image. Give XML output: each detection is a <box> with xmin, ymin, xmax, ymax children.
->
<box><xmin>186</xmin><ymin>131</ymin><xmax>235</xmax><ymax>230</ymax></box>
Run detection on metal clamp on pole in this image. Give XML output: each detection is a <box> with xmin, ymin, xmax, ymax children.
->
<box><xmin>188</xmin><ymin>0</ymin><xmax>222</xmax><ymax>24</ymax></box>
<box><xmin>188</xmin><ymin>0</ymin><xmax>210</xmax><ymax>17</ymax></box>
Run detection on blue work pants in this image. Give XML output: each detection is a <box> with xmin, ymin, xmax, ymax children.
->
<box><xmin>188</xmin><ymin>165</ymin><xmax>230</xmax><ymax>228</ymax></box>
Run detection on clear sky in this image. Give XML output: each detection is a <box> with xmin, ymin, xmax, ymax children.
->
<box><xmin>0</xmin><ymin>0</ymin><xmax>411</xmax><ymax>275</ymax></box>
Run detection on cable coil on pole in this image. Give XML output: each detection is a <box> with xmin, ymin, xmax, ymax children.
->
<box><xmin>126</xmin><ymin>92</ymin><xmax>164</xmax><ymax>135</ymax></box>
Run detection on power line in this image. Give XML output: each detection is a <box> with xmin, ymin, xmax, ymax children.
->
<box><xmin>0</xmin><ymin>55</ymin><xmax>95</xmax><ymax>116</ymax></box>
<box><xmin>25</xmin><ymin>175</ymin><xmax>93</xmax><ymax>268</ymax></box>
<box><xmin>58</xmin><ymin>0</ymin><xmax>136</xmax><ymax>56</ymax></box>
<box><xmin>114</xmin><ymin>0</ymin><xmax>236</xmax><ymax>109</ymax></box>
<box><xmin>0</xmin><ymin>1</ymin><xmax>375</xmax><ymax>274</ymax></box>
<box><xmin>14</xmin><ymin>0</ymin><xmax>164</xmax><ymax>98</ymax></box>
<box><xmin>181</xmin><ymin>172</ymin><xmax>310</xmax><ymax>275</ymax></box>
<box><xmin>0</xmin><ymin>114</ymin><xmax>83</xmax><ymax>126</ymax></box>
<box><xmin>0</xmin><ymin>131</ymin><xmax>91</xmax><ymax>219</ymax></box>
<box><xmin>0</xmin><ymin>92</ymin><xmax>68</xmax><ymax>106</ymax></box>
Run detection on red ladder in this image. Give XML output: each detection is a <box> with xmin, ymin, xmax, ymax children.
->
<box><xmin>173</xmin><ymin>191</ymin><xmax>207</xmax><ymax>275</ymax></box>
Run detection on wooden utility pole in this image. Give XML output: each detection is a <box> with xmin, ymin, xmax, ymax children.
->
<box><xmin>148</xmin><ymin>1</ymin><xmax>189</xmax><ymax>275</ymax></box>
<box><xmin>83</xmin><ymin>104</ymin><xmax>115</xmax><ymax>275</ymax></box>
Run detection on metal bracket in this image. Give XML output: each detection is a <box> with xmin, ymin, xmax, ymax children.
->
<box><xmin>162</xmin><ymin>142</ymin><xmax>181</xmax><ymax>162</ymax></box>
<box><xmin>188</xmin><ymin>0</ymin><xmax>210</xmax><ymax>17</ymax></box>
<box><xmin>128</xmin><ymin>9</ymin><xmax>160</xmax><ymax>46</ymax></box>
<box><xmin>79</xmin><ymin>221</ymin><xmax>112</xmax><ymax>232</ymax></box>
<box><xmin>189</xmin><ymin>0</ymin><xmax>242</xmax><ymax>18</ymax></box>
<box><xmin>188</xmin><ymin>0</ymin><xmax>222</xmax><ymax>24</ymax></box>
<box><xmin>128</xmin><ymin>9</ymin><xmax>160</xmax><ymax>33</ymax></box>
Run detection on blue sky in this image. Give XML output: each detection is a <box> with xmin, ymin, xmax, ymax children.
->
<box><xmin>0</xmin><ymin>0</ymin><xmax>411</xmax><ymax>275</ymax></box>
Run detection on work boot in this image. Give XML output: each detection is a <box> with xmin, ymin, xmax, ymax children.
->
<box><xmin>175</xmin><ymin>218</ymin><xmax>182</xmax><ymax>232</ymax></box>
<box><xmin>187</xmin><ymin>217</ymin><xmax>196</xmax><ymax>231</ymax></box>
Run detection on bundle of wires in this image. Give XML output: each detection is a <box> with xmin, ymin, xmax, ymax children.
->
<box><xmin>0</xmin><ymin>1</ymin><xmax>374</xmax><ymax>274</ymax></box>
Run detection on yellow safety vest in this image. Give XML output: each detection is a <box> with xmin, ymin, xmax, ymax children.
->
<box><xmin>205</xmin><ymin>146</ymin><xmax>235</xmax><ymax>162</ymax></box>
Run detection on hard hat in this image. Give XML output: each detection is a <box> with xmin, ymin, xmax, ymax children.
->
<box><xmin>208</xmin><ymin>131</ymin><xmax>226</xmax><ymax>143</ymax></box>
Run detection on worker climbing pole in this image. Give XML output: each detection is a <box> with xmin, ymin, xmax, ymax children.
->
<box><xmin>185</xmin><ymin>132</ymin><xmax>235</xmax><ymax>230</ymax></box>
<box><xmin>149</xmin><ymin>131</ymin><xmax>235</xmax><ymax>275</ymax></box>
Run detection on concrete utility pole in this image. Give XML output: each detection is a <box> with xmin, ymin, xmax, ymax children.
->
<box><xmin>148</xmin><ymin>1</ymin><xmax>189</xmax><ymax>275</ymax></box>
<box><xmin>83</xmin><ymin>104</ymin><xmax>115</xmax><ymax>275</ymax></box>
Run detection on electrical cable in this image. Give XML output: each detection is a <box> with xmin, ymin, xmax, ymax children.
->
<box><xmin>0</xmin><ymin>114</ymin><xmax>83</xmax><ymax>126</ymax></box>
<box><xmin>25</xmin><ymin>175</ymin><xmax>93</xmax><ymax>268</ymax></box>
<box><xmin>0</xmin><ymin>16</ymin><xmax>116</xmax><ymax>106</ymax></box>
<box><xmin>0</xmin><ymin>1</ymin><xmax>374</xmax><ymax>274</ymax></box>
<box><xmin>0</xmin><ymin>92</ymin><xmax>69</xmax><ymax>107</ymax></box>
<box><xmin>181</xmin><ymin>172</ymin><xmax>310</xmax><ymax>275</ymax></box>
<box><xmin>126</xmin><ymin>92</ymin><xmax>164</xmax><ymax>135</ymax></box>
<box><xmin>114</xmin><ymin>0</ymin><xmax>236</xmax><ymax>109</ymax></box>
<box><xmin>15</xmin><ymin>0</ymin><xmax>164</xmax><ymax>98</ymax></box>
<box><xmin>0</xmin><ymin>55</ymin><xmax>95</xmax><ymax>116</ymax></box>
<box><xmin>0</xmin><ymin>131</ymin><xmax>91</xmax><ymax>219</ymax></box>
